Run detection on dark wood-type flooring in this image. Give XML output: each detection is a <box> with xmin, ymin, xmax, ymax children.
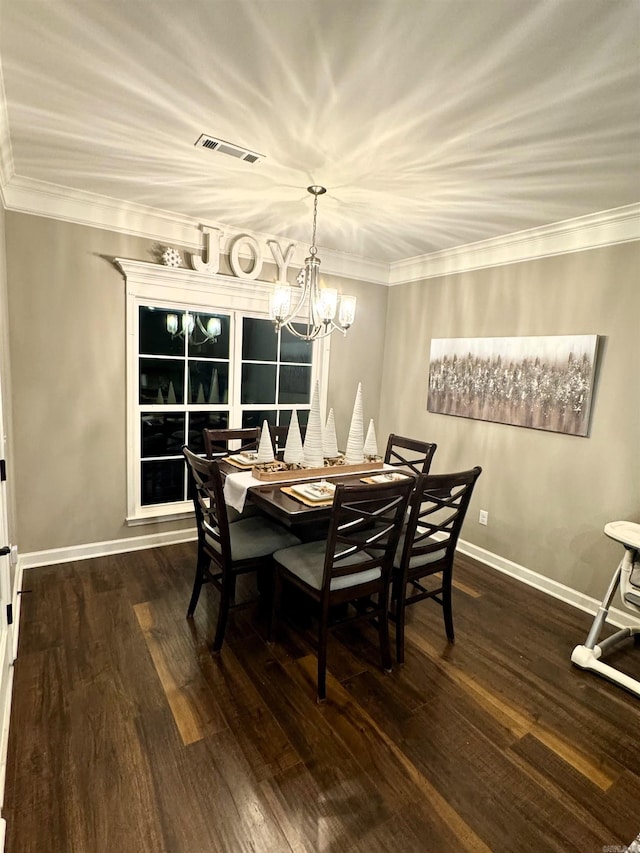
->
<box><xmin>3</xmin><ymin>542</ymin><xmax>640</xmax><ymax>852</ymax></box>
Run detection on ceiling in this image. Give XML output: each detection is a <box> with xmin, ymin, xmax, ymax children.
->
<box><xmin>0</xmin><ymin>0</ymin><xmax>638</xmax><ymax>265</ymax></box>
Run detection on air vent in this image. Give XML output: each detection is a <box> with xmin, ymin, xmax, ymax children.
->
<box><xmin>194</xmin><ymin>134</ymin><xmax>264</xmax><ymax>164</ymax></box>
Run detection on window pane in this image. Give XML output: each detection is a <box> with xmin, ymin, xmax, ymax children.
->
<box><xmin>188</xmin><ymin>361</ymin><xmax>229</xmax><ymax>404</ymax></box>
<box><xmin>141</xmin><ymin>459</ymin><xmax>185</xmax><ymax>505</ymax></box>
<box><xmin>188</xmin><ymin>411</ymin><xmax>229</xmax><ymax>453</ymax></box>
<box><xmin>243</xmin><ymin>317</ymin><xmax>277</xmax><ymax>362</ymax></box>
<box><xmin>139</xmin><ymin>358</ymin><xmax>184</xmax><ymax>404</ymax></box>
<box><xmin>241</xmin><ymin>364</ymin><xmax>276</xmax><ymax>404</ymax></box>
<box><xmin>141</xmin><ymin>413</ymin><xmax>185</xmax><ymax>457</ymax></box>
<box><xmin>139</xmin><ymin>306</ymin><xmax>185</xmax><ymax>357</ymax></box>
<box><xmin>242</xmin><ymin>410</ymin><xmax>276</xmax><ymax>430</ymax></box>
<box><xmin>187</xmin><ymin>312</ymin><xmax>230</xmax><ymax>360</ymax></box>
<box><xmin>279</xmin><ymin>365</ymin><xmax>311</xmax><ymax>404</ymax></box>
<box><xmin>280</xmin><ymin>324</ymin><xmax>313</xmax><ymax>364</ymax></box>
<box><xmin>279</xmin><ymin>409</ymin><xmax>309</xmax><ymax>431</ymax></box>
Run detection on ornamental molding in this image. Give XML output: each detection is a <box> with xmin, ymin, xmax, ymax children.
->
<box><xmin>2</xmin><ymin>171</ymin><xmax>638</xmax><ymax>287</ymax></box>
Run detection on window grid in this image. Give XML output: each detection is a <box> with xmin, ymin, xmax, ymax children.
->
<box><xmin>137</xmin><ymin>306</ymin><xmax>314</xmax><ymax>509</ymax></box>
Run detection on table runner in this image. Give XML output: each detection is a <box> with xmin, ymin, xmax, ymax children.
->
<box><xmin>223</xmin><ymin>465</ymin><xmax>394</xmax><ymax>513</ymax></box>
<box><xmin>223</xmin><ymin>469</ymin><xmax>336</xmax><ymax>513</ymax></box>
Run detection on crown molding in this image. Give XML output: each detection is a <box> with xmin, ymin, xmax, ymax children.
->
<box><xmin>0</xmin><ymin>173</ymin><xmax>391</xmax><ymax>286</ymax></box>
<box><xmin>389</xmin><ymin>203</ymin><xmax>640</xmax><ymax>284</ymax></box>
<box><xmin>0</xmin><ymin>59</ymin><xmax>14</xmax><ymax>208</ymax></box>
<box><xmin>0</xmin><ymin>170</ymin><xmax>636</xmax><ymax>288</ymax></box>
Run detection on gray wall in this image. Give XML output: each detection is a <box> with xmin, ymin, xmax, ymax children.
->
<box><xmin>5</xmin><ymin>209</ymin><xmax>638</xmax><ymax>604</ymax></box>
<box><xmin>379</xmin><ymin>242</ymin><xmax>640</xmax><ymax>600</ymax></box>
<box><xmin>4</xmin><ymin>212</ymin><xmax>388</xmax><ymax>553</ymax></box>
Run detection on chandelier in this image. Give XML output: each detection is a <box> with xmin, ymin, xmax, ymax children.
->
<box><xmin>269</xmin><ymin>186</ymin><xmax>356</xmax><ymax>341</ymax></box>
<box><xmin>166</xmin><ymin>312</ymin><xmax>221</xmax><ymax>345</ymax></box>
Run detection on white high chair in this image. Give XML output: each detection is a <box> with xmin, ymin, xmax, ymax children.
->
<box><xmin>571</xmin><ymin>521</ymin><xmax>640</xmax><ymax>697</ymax></box>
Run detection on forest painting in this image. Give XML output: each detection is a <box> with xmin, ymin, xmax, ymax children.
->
<box><xmin>427</xmin><ymin>335</ymin><xmax>599</xmax><ymax>436</ymax></box>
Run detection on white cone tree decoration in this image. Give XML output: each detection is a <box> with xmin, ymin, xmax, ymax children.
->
<box><xmin>208</xmin><ymin>367</ymin><xmax>220</xmax><ymax>404</ymax></box>
<box><xmin>303</xmin><ymin>381</ymin><xmax>325</xmax><ymax>468</ymax></box>
<box><xmin>284</xmin><ymin>410</ymin><xmax>305</xmax><ymax>466</ymax></box>
<box><xmin>323</xmin><ymin>409</ymin><xmax>339</xmax><ymax>459</ymax></box>
<box><xmin>344</xmin><ymin>382</ymin><xmax>365</xmax><ymax>463</ymax></box>
<box><xmin>256</xmin><ymin>420</ymin><xmax>275</xmax><ymax>464</ymax></box>
<box><xmin>364</xmin><ymin>419</ymin><xmax>379</xmax><ymax>459</ymax></box>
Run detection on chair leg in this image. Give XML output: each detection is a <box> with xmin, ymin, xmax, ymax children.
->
<box><xmin>392</xmin><ymin>577</ymin><xmax>407</xmax><ymax>664</ymax></box>
<box><xmin>211</xmin><ymin>574</ymin><xmax>235</xmax><ymax>654</ymax></box>
<box><xmin>268</xmin><ymin>569</ymin><xmax>281</xmax><ymax>643</ymax></box>
<box><xmin>187</xmin><ymin>550</ymin><xmax>209</xmax><ymax>618</ymax></box>
<box><xmin>443</xmin><ymin>582</ymin><xmax>455</xmax><ymax>643</ymax></box>
<box><xmin>378</xmin><ymin>593</ymin><xmax>393</xmax><ymax>673</ymax></box>
<box><xmin>317</xmin><ymin>619</ymin><xmax>329</xmax><ymax>703</ymax></box>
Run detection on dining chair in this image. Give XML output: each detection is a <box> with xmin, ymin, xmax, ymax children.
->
<box><xmin>203</xmin><ymin>426</ymin><xmax>262</xmax><ymax>520</ymax></box>
<box><xmin>384</xmin><ymin>434</ymin><xmax>437</xmax><ymax>475</ymax></box>
<box><xmin>270</xmin><ymin>477</ymin><xmax>414</xmax><ymax>702</ymax></box>
<box><xmin>390</xmin><ymin>466</ymin><xmax>482</xmax><ymax>663</ymax></box>
<box><xmin>203</xmin><ymin>427</ymin><xmax>261</xmax><ymax>459</ymax></box>
<box><xmin>269</xmin><ymin>424</ymin><xmax>288</xmax><ymax>454</ymax></box>
<box><xmin>269</xmin><ymin>423</ymin><xmax>307</xmax><ymax>454</ymax></box>
<box><xmin>183</xmin><ymin>446</ymin><xmax>301</xmax><ymax>653</ymax></box>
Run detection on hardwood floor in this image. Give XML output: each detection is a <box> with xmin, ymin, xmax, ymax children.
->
<box><xmin>3</xmin><ymin>543</ymin><xmax>639</xmax><ymax>852</ymax></box>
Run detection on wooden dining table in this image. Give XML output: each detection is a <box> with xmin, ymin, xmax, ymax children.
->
<box><xmin>217</xmin><ymin>459</ymin><xmax>402</xmax><ymax>534</ymax></box>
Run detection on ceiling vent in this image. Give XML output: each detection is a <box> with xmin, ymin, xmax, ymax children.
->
<box><xmin>194</xmin><ymin>134</ymin><xmax>264</xmax><ymax>164</ymax></box>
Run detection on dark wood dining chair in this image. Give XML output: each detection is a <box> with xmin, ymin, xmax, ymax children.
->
<box><xmin>269</xmin><ymin>423</ymin><xmax>307</xmax><ymax>454</ymax></box>
<box><xmin>202</xmin><ymin>426</ymin><xmax>262</xmax><ymax>520</ymax></box>
<box><xmin>390</xmin><ymin>466</ymin><xmax>482</xmax><ymax>663</ymax></box>
<box><xmin>384</xmin><ymin>434</ymin><xmax>437</xmax><ymax>475</ymax></box>
<box><xmin>183</xmin><ymin>446</ymin><xmax>301</xmax><ymax>653</ymax></box>
<box><xmin>269</xmin><ymin>424</ymin><xmax>288</xmax><ymax>454</ymax></box>
<box><xmin>269</xmin><ymin>477</ymin><xmax>414</xmax><ymax>702</ymax></box>
<box><xmin>203</xmin><ymin>427</ymin><xmax>261</xmax><ymax>459</ymax></box>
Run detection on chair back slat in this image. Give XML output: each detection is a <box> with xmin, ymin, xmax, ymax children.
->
<box><xmin>183</xmin><ymin>446</ymin><xmax>231</xmax><ymax>566</ymax></box>
<box><xmin>384</xmin><ymin>434</ymin><xmax>437</xmax><ymax>476</ymax></box>
<box><xmin>401</xmin><ymin>468</ymin><xmax>482</xmax><ymax>567</ymax></box>
<box><xmin>323</xmin><ymin>479</ymin><xmax>414</xmax><ymax>590</ymax></box>
<box><xmin>203</xmin><ymin>427</ymin><xmax>261</xmax><ymax>459</ymax></box>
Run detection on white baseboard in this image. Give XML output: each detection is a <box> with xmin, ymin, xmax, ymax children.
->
<box><xmin>18</xmin><ymin>528</ymin><xmax>640</xmax><ymax>630</ymax></box>
<box><xmin>0</xmin><ymin>662</ymin><xmax>13</xmax><ymax>815</ymax></box>
<box><xmin>457</xmin><ymin>537</ymin><xmax>640</xmax><ymax>629</ymax></box>
<box><xmin>20</xmin><ymin>527</ymin><xmax>197</xmax><ymax>570</ymax></box>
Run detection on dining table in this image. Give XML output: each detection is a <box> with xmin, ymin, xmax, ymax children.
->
<box><xmin>217</xmin><ymin>458</ymin><xmax>408</xmax><ymax>534</ymax></box>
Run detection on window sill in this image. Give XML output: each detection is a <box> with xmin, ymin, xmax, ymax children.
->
<box><xmin>126</xmin><ymin>507</ymin><xmax>194</xmax><ymax>527</ymax></box>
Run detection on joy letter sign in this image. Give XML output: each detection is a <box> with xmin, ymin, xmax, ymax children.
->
<box><xmin>191</xmin><ymin>226</ymin><xmax>296</xmax><ymax>284</ymax></box>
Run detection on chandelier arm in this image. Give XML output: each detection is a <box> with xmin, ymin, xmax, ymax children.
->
<box><xmin>282</xmin><ymin>320</ymin><xmax>334</xmax><ymax>341</ymax></box>
<box><xmin>279</xmin><ymin>285</ymin><xmax>308</xmax><ymax>326</ymax></box>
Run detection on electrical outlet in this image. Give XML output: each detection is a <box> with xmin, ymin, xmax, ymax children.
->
<box><xmin>479</xmin><ymin>510</ymin><xmax>488</xmax><ymax>526</ymax></box>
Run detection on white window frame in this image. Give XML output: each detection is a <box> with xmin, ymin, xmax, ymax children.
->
<box><xmin>117</xmin><ymin>259</ymin><xmax>330</xmax><ymax>525</ymax></box>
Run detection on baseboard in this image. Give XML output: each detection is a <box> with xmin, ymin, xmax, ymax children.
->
<box><xmin>19</xmin><ymin>528</ymin><xmax>639</xmax><ymax>631</ymax></box>
<box><xmin>0</xmin><ymin>662</ymin><xmax>13</xmax><ymax>816</ymax></box>
<box><xmin>20</xmin><ymin>527</ymin><xmax>197</xmax><ymax>570</ymax></box>
<box><xmin>457</xmin><ymin>537</ymin><xmax>640</xmax><ymax>629</ymax></box>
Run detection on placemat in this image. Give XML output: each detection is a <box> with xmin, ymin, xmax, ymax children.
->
<box><xmin>280</xmin><ymin>485</ymin><xmax>334</xmax><ymax>507</ymax></box>
<box><xmin>224</xmin><ymin>456</ymin><xmax>255</xmax><ymax>470</ymax></box>
<box><xmin>361</xmin><ymin>472</ymin><xmax>412</xmax><ymax>484</ymax></box>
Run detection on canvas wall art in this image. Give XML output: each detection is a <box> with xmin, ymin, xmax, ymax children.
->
<box><xmin>427</xmin><ymin>335</ymin><xmax>599</xmax><ymax>436</ymax></box>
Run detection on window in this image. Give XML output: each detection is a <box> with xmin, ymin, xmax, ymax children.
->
<box><xmin>138</xmin><ymin>306</ymin><xmax>231</xmax><ymax>506</ymax></box>
<box><xmin>240</xmin><ymin>317</ymin><xmax>312</xmax><ymax>432</ymax></box>
<box><xmin>121</xmin><ymin>258</ymin><xmax>329</xmax><ymax>523</ymax></box>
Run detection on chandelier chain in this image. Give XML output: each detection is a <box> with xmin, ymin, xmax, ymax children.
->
<box><xmin>309</xmin><ymin>192</ymin><xmax>318</xmax><ymax>257</ymax></box>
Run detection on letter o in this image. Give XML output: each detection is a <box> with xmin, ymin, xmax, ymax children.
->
<box><xmin>229</xmin><ymin>235</ymin><xmax>263</xmax><ymax>280</ymax></box>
